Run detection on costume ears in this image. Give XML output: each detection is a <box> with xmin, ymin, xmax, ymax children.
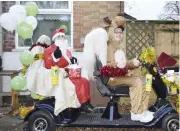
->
<box><xmin>103</xmin><ymin>14</ymin><xmax>126</xmax><ymax>29</ymax></box>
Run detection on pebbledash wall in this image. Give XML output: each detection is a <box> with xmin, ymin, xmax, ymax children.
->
<box><xmin>1</xmin><ymin>1</ymin><xmax>124</xmax><ymax>99</ymax></box>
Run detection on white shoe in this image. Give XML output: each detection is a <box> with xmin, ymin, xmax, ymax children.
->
<box><xmin>131</xmin><ymin>111</ymin><xmax>154</xmax><ymax>123</ymax></box>
<box><xmin>131</xmin><ymin>112</ymin><xmax>143</xmax><ymax>121</ymax></box>
<box><xmin>140</xmin><ymin>111</ymin><xmax>154</xmax><ymax>123</ymax></box>
<box><xmin>145</xmin><ymin>110</ymin><xmax>155</xmax><ymax>115</ymax></box>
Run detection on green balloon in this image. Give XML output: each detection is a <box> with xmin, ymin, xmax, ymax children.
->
<box><xmin>60</xmin><ymin>25</ymin><xmax>68</xmax><ymax>33</ymax></box>
<box><xmin>19</xmin><ymin>50</ymin><xmax>34</xmax><ymax>66</ymax></box>
<box><xmin>17</xmin><ymin>22</ymin><xmax>33</xmax><ymax>40</ymax></box>
<box><xmin>25</xmin><ymin>2</ymin><xmax>38</xmax><ymax>16</ymax></box>
<box><xmin>11</xmin><ymin>76</ymin><xmax>26</xmax><ymax>91</ymax></box>
<box><xmin>31</xmin><ymin>92</ymin><xmax>39</xmax><ymax>99</ymax></box>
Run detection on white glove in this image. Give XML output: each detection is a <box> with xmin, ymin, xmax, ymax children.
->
<box><xmin>133</xmin><ymin>56</ymin><xmax>140</xmax><ymax>67</ymax></box>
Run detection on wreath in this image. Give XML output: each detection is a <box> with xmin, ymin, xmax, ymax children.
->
<box><xmin>99</xmin><ymin>65</ymin><xmax>128</xmax><ymax>77</ymax></box>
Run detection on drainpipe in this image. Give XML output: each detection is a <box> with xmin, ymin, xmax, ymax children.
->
<box><xmin>0</xmin><ymin>1</ymin><xmax>3</xmax><ymax>106</ymax></box>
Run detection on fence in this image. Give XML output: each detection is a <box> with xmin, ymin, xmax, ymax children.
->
<box><xmin>125</xmin><ymin>20</ymin><xmax>179</xmax><ymax>61</ymax></box>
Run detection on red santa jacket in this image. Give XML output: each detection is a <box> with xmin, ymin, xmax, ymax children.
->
<box><xmin>44</xmin><ymin>44</ymin><xmax>71</xmax><ymax>69</ymax></box>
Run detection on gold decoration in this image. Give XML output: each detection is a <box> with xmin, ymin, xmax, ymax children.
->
<box><xmin>162</xmin><ymin>75</ymin><xmax>180</xmax><ymax>113</ymax></box>
<box><xmin>19</xmin><ymin>105</ymin><xmax>34</xmax><ymax>119</ymax></box>
<box><xmin>139</xmin><ymin>46</ymin><xmax>157</xmax><ymax>64</ymax></box>
<box><xmin>34</xmin><ymin>53</ymin><xmax>44</xmax><ymax>61</ymax></box>
<box><xmin>153</xmin><ymin>67</ymin><xmax>157</xmax><ymax>73</ymax></box>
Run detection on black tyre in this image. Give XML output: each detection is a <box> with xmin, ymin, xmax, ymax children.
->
<box><xmin>28</xmin><ymin>110</ymin><xmax>56</xmax><ymax>131</ymax></box>
<box><xmin>162</xmin><ymin>113</ymin><xmax>179</xmax><ymax>131</ymax></box>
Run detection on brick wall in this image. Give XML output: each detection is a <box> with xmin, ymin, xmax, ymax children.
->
<box><xmin>2</xmin><ymin>1</ymin><xmax>15</xmax><ymax>52</ymax></box>
<box><xmin>73</xmin><ymin>1</ymin><xmax>124</xmax><ymax>49</ymax></box>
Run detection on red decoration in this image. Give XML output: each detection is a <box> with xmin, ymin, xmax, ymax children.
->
<box><xmin>68</xmin><ymin>68</ymin><xmax>81</xmax><ymax>79</ymax></box>
<box><xmin>29</xmin><ymin>42</ymin><xmax>50</xmax><ymax>51</ymax></box>
<box><xmin>99</xmin><ymin>65</ymin><xmax>128</xmax><ymax>77</ymax></box>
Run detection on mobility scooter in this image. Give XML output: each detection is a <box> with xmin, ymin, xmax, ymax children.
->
<box><xmin>24</xmin><ymin>52</ymin><xmax>179</xmax><ymax>131</ymax></box>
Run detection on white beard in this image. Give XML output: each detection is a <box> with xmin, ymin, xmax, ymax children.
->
<box><xmin>54</xmin><ymin>39</ymin><xmax>71</xmax><ymax>63</ymax></box>
<box><xmin>55</xmin><ymin>39</ymin><xmax>68</xmax><ymax>51</ymax></box>
<box><xmin>54</xmin><ymin>39</ymin><xmax>69</xmax><ymax>56</ymax></box>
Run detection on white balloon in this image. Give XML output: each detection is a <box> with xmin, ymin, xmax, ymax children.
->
<box><xmin>25</xmin><ymin>16</ymin><xmax>38</xmax><ymax>30</ymax></box>
<box><xmin>9</xmin><ymin>5</ymin><xmax>26</xmax><ymax>24</ymax></box>
<box><xmin>0</xmin><ymin>13</ymin><xmax>18</xmax><ymax>32</ymax></box>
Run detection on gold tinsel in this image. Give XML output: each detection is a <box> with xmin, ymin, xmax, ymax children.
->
<box><xmin>19</xmin><ymin>105</ymin><xmax>34</xmax><ymax>119</ymax></box>
<box><xmin>139</xmin><ymin>46</ymin><xmax>157</xmax><ymax>64</ymax></box>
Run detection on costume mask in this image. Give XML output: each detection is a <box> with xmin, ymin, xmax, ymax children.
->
<box><xmin>104</xmin><ymin>15</ymin><xmax>126</xmax><ymax>44</ymax></box>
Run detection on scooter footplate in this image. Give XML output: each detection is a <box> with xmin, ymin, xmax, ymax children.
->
<box><xmin>65</xmin><ymin>113</ymin><xmax>143</xmax><ymax>128</ymax></box>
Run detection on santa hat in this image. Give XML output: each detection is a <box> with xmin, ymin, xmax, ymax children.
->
<box><xmin>52</xmin><ymin>28</ymin><xmax>65</xmax><ymax>41</ymax></box>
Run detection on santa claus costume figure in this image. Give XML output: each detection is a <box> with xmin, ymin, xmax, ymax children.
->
<box><xmin>26</xmin><ymin>35</ymin><xmax>81</xmax><ymax>119</ymax></box>
<box><xmin>44</xmin><ymin>28</ymin><xmax>94</xmax><ymax>113</ymax></box>
<box><xmin>82</xmin><ymin>15</ymin><xmax>154</xmax><ymax>123</ymax></box>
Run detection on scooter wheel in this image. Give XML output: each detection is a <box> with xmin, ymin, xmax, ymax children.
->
<box><xmin>162</xmin><ymin>113</ymin><xmax>179</xmax><ymax>131</ymax></box>
<box><xmin>28</xmin><ymin>110</ymin><xmax>56</xmax><ymax>131</ymax></box>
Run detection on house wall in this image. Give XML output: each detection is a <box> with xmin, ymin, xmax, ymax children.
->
<box><xmin>1</xmin><ymin>1</ymin><xmax>124</xmax><ymax>106</ymax></box>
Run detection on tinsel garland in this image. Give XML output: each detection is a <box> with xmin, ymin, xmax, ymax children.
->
<box><xmin>19</xmin><ymin>105</ymin><xmax>34</xmax><ymax>119</ymax></box>
<box><xmin>29</xmin><ymin>42</ymin><xmax>49</xmax><ymax>51</ymax></box>
<box><xmin>99</xmin><ymin>65</ymin><xmax>128</xmax><ymax>77</ymax></box>
<box><xmin>139</xmin><ymin>46</ymin><xmax>157</xmax><ymax>64</ymax></box>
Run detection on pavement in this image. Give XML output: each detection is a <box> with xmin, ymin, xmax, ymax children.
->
<box><xmin>0</xmin><ymin>107</ymin><xmax>27</xmax><ymax>131</ymax></box>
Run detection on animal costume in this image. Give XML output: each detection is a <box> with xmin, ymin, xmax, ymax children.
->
<box><xmin>82</xmin><ymin>15</ymin><xmax>154</xmax><ymax>123</ymax></box>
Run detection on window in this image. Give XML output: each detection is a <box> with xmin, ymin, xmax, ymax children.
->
<box><xmin>15</xmin><ymin>1</ymin><xmax>73</xmax><ymax>49</ymax></box>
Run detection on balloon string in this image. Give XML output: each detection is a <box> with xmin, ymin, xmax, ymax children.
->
<box><xmin>20</xmin><ymin>38</ymin><xmax>28</xmax><ymax>50</ymax></box>
<box><xmin>21</xmin><ymin>39</ymin><xmax>27</xmax><ymax>50</ymax></box>
<box><xmin>31</xmin><ymin>37</ymin><xmax>34</xmax><ymax>45</ymax></box>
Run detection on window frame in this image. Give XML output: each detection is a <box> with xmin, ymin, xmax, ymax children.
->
<box><xmin>15</xmin><ymin>1</ymin><xmax>73</xmax><ymax>50</ymax></box>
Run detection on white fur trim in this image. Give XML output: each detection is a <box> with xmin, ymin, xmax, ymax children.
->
<box><xmin>51</xmin><ymin>53</ymin><xmax>59</xmax><ymax>62</ymax></box>
<box><xmin>81</xmin><ymin>28</ymin><xmax>108</xmax><ymax>80</ymax></box>
<box><xmin>114</xmin><ymin>50</ymin><xmax>126</xmax><ymax>68</ymax></box>
<box><xmin>52</xmin><ymin>33</ymin><xmax>65</xmax><ymax>41</ymax></box>
<box><xmin>31</xmin><ymin>46</ymin><xmax>45</xmax><ymax>56</ymax></box>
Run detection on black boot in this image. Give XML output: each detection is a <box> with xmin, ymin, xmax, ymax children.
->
<box><xmin>61</xmin><ymin>108</ymin><xmax>72</xmax><ymax>124</ymax></box>
<box><xmin>80</xmin><ymin>100</ymin><xmax>95</xmax><ymax>113</ymax></box>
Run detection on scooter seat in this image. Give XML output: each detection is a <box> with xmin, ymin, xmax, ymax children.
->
<box><xmin>107</xmin><ymin>85</ymin><xmax>129</xmax><ymax>96</ymax></box>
